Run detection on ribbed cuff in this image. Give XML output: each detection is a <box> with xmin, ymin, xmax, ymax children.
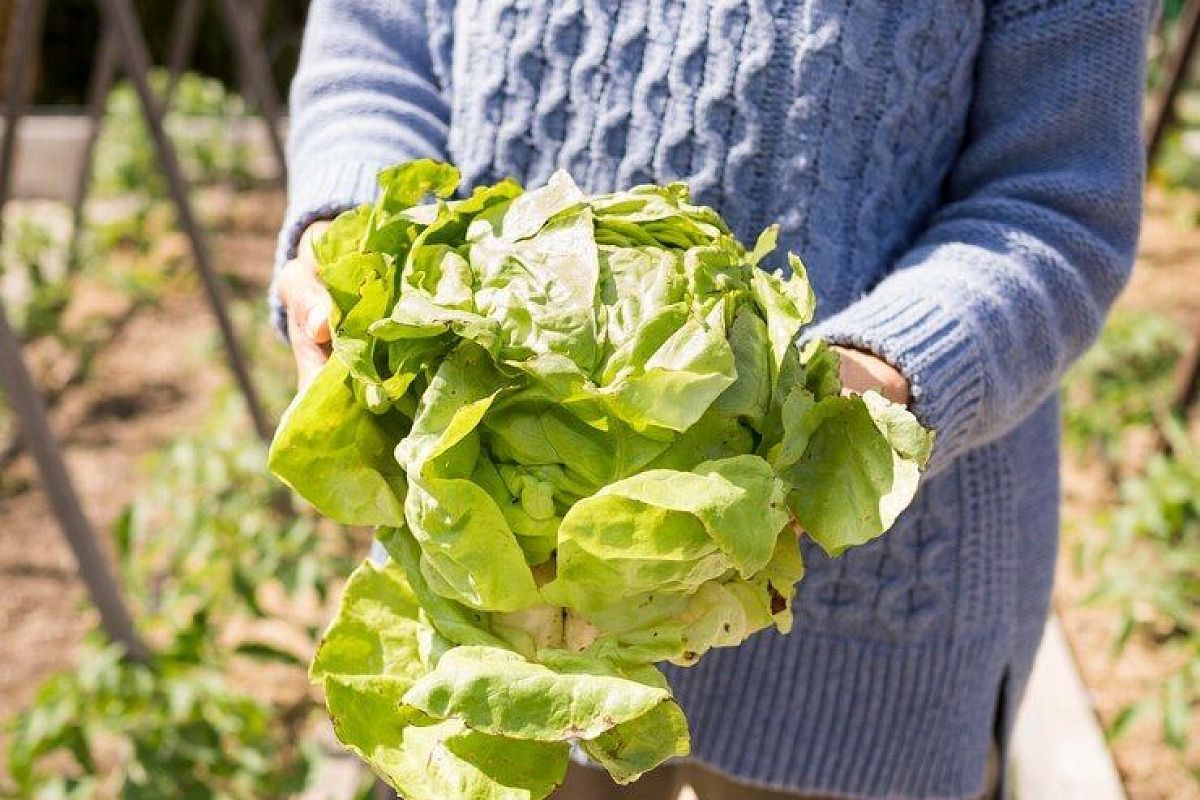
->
<box><xmin>270</xmin><ymin>160</ymin><xmax>390</xmax><ymax>338</ymax></box>
<box><xmin>802</xmin><ymin>284</ymin><xmax>987</xmax><ymax>475</ymax></box>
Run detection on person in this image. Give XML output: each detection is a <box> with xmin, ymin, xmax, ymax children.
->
<box><xmin>271</xmin><ymin>2</ymin><xmax>1151</xmax><ymax>798</ymax></box>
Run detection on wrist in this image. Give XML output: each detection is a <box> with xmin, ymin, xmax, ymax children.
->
<box><xmin>830</xmin><ymin>345</ymin><xmax>910</xmax><ymax>405</ymax></box>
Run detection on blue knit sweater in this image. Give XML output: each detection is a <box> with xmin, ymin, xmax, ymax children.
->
<box><xmin>273</xmin><ymin>2</ymin><xmax>1149</xmax><ymax>797</ymax></box>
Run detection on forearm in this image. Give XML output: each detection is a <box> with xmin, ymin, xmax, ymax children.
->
<box><xmin>807</xmin><ymin>0</ymin><xmax>1150</xmax><ymax>473</ymax></box>
<box><xmin>272</xmin><ymin>0</ymin><xmax>451</xmax><ymax>334</ymax></box>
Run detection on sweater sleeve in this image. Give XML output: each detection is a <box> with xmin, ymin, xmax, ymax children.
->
<box><xmin>271</xmin><ymin>0</ymin><xmax>450</xmax><ymax>334</ymax></box>
<box><xmin>804</xmin><ymin>0</ymin><xmax>1151</xmax><ymax>474</ymax></box>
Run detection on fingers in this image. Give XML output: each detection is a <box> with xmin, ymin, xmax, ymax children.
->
<box><xmin>284</xmin><ymin>295</ymin><xmax>330</xmax><ymax>389</ymax></box>
<box><xmin>831</xmin><ymin>346</ymin><xmax>910</xmax><ymax>405</ymax></box>
<box><xmin>278</xmin><ymin>221</ymin><xmax>334</xmax><ymax>389</ymax></box>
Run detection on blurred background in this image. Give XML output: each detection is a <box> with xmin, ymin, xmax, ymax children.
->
<box><xmin>0</xmin><ymin>1</ymin><xmax>1197</xmax><ymax>798</ymax></box>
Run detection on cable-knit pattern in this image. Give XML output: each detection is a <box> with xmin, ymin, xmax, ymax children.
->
<box><xmin>771</xmin><ymin>5</ymin><xmax>843</xmax><ymax>302</ymax></box>
<box><xmin>584</xmin><ymin>0</ymin><xmax>648</xmax><ymax>190</ymax></box>
<box><xmin>708</xmin><ymin>0</ymin><xmax>772</xmax><ymax>237</ymax></box>
<box><xmin>491</xmin><ymin>0</ymin><xmax>548</xmax><ymax>181</ymax></box>
<box><xmin>654</xmin><ymin>0</ymin><xmax>710</xmax><ymax>183</ymax></box>
<box><xmin>525</xmin><ymin>0</ymin><xmax>584</xmax><ymax>183</ymax></box>
<box><xmin>615</xmin><ymin>0</ymin><xmax>681</xmax><ymax>187</ymax></box>
<box><xmin>277</xmin><ymin>1</ymin><xmax>1150</xmax><ymax>796</ymax></box>
<box><xmin>423</xmin><ymin>0</ymin><xmax>455</xmax><ymax>94</ymax></box>
<box><xmin>560</xmin><ymin>0</ymin><xmax>617</xmax><ymax>179</ymax></box>
<box><xmin>446</xmin><ymin>0</ymin><xmax>517</xmax><ymax>184</ymax></box>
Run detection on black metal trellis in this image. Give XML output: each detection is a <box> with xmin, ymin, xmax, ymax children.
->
<box><xmin>0</xmin><ymin>0</ymin><xmax>149</xmax><ymax>663</ymax></box>
<box><xmin>65</xmin><ymin>24</ymin><xmax>116</xmax><ymax>273</ymax></box>
<box><xmin>66</xmin><ymin>0</ymin><xmax>287</xmax><ymax>282</ymax></box>
<box><xmin>166</xmin><ymin>0</ymin><xmax>205</xmax><ymax>93</ymax></box>
<box><xmin>59</xmin><ymin>0</ymin><xmax>281</xmax><ymax>439</ymax></box>
<box><xmin>1</xmin><ymin>0</ymin><xmax>290</xmax><ymax>657</ymax></box>
<box><xmin>215</xmin><ymin>0</ymin><xmax>287</xmax><ymax>178</ymax></box>
<box><xmin>1146</xmin><ymin>1</ymin><xmax>1200</xmax><ymax>433</ymax></box>
<box><xmin>95</xmin><ymin>0</ymin><xmax>274</xmax><ymax>440</ymax></box>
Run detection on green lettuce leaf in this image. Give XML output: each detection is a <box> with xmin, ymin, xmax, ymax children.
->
<box><xmin>268</xmin><ymin>359</ymin><xmax>407</xmax><ymax>526</ymax></box>
<box><xmin>269</xmin><ymin>160</ymin><xmax>935</xmax><ymax>800</ymax></box>
<box><xmin>581</xmin><ymin>698</ymin><xmax>690</xmax><ymax>784</ymax></box>
<box><xmin>403</xmin><ymin>646</ymin><xmax>669</xmax><ymax>741</ymax></box>
<box><xmin>784</xmin><ymin>392</ymin><xmax>931</xmax><ymax>556</ymax></box>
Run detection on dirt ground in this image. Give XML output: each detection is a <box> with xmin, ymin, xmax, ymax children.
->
<box><xmin>0</xmin><ymin>186</ymin><xmax>1198</xmax><ymax>798</ymax></box>
<box><xmin>1053</xmin><ymin>187</ymin><xmax>1200</xmax><ymax>800</ymax></box>
<box><xmin>0</xmin><ymin>189</ymin><xmax>284</xmax><ymax>723</ymax></box>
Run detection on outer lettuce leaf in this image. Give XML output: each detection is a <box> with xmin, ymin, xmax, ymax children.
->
<box><xmin>377</xmin><ymin>526</ymin><xmax>508</xmax><ymax>649</ymax></box>
<box><xmin>405</xmin><ymin>479</ymin><xmax>541</xmax><ymax>611</ymax></box>
<box><xmin>313</xmin><ymin>205</ymin><xmax>371</xmax><ymax>267</ymax></box>
<box><xmin>690</xmin><ymin>456</ymin><xmax>790</xmax><ymax>575</ymax></box>
<box><xmin>370</xmin><ymin>712</ymin><xmax>569</xmax><ymax>800</ymax></box>
<box><xmin>324</xmin><ymin>685</ymin><xmax>569</xmax><ymax>800</ymax></box>
<box><xmin>597</xmin><ymin>246</ymin><xmax>687</xmax><ymax>357</ymax></box>
<box><xmin>578</xmin><ymin>525</ymin><xmax>802</xmax><ymax>666</ymax></box>
<box><xmin>492</xmin><ymin>168</ymin><xmax>584</xmax><ymax>242</ymax></box>
<box><xmin>599</xmin><ymin>310</ymin><xmax>737</xmax><ymax>435</ymax></box>
<box><xmin>543</xmin><ymin>455</ymin><xmax>788</xmax><ymax>615</ymax></box>
<box><xmin>396</xmin><ymin>344</ymin><xmax>541</xmax><ymax>611</ymax></box>
<box><xmin>542</xmin><ymin>487</ymin><xmax>728</xmax><ymax>616</ymax></box>
<box><xmin>364</xmin><ymin>160</ymin><xmax>460</xmax><ymax>255</ymax></box>
<box><xmin>750</xmin><ymin>259</ymin><xmax>814</xmax><ymax>374</ymax></box>
<box><xmin>397</xmin><ymin>343</ymin><xmax>502</xmax><ymax>480</ymax></box>
<box><xmin>473</xmin><ymin>207</ymin><xmax>601</xmax><ymax>369</ymax></box>
<box><xmin>784</xmin><ymin>392</ymin><xmax>932</xmax><ymax>556</ymax></box>
<box><xmin>268</xmin><ymin>359</ymin><xmax>407</xmax><ymax>526</ymax></box>
<box><xmin>376</xmin><ymin>159</ymin><xmax>460</xmax><ymax>212</ymax></box>
<box><xmin>564</xmin><ymin>658</ymin><xmax>689</xmax><ymax>783</ymax></box>
<box><xmin>310</xmin><ymin>559</ymin><xmax>426</xmax><ymax>685</ymax></box>
<box><xmin>314</xmin><ymin>553</ymin><xmax>569</xmax><ymax>800</ymax></box>
<box><xmin>402</xmin><ymin>646</ymin><xmax>669</xmax><ymax>741</ymax></box>
<box><xmin>581</xmin><ymin>698</ymin><xmax>690</xmax><ymax>784</ymax></box>
<box><xmin>715</xmin><ymin>309</ymin><xmax>772</xmax><ymax>427</ymax></box>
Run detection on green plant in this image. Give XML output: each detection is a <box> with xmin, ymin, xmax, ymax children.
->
<box><xmin>270</xmin><ymin>161</ymin><xmax>932</xmax><ymax>798</ymax></box>
<box><xmin>4</xmin><ymin>633</ymin><xmax>313</xmax><ymax>800</ymax></box>
<box><xmin>1085</xmin><ymin>419</ymin><xmax>1200</xmax><ymax>767</ymax></box>
<box><xmin>3</xmin><ymin>397</ymin><xmax>363</xmax><ymax>797</ymax></box>
<box><xmin>1062</xmin><ymin>310</ymin><xmax>1188</xmax><ymax>468</ymax></box>
<box><xmin>1103</xmin><ymin>649</ymin><xmax>1199</xmax><ymax>778</ymax></box>
<box><xmin>114</xmin><ymin>396</ymin><xmax>358</xmax><ymax>645</ymax></box>
<box><xmin>1</xmin><ymin>217</ymin><xmax>70</xmax><ymax>341</ymax></box>
<box><xmin>93</xmin><ymin>71</ymin><xmax>253</xmax><ymax>201</ymax></box>
<box><xmin>1147</xmin><ymin>1</ymin><xmax>1200</xmax><ymax>195</ymax></box>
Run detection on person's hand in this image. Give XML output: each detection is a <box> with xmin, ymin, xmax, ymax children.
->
<box><xmin>831</xmin><ymin>345</ymin><xmax>910</xmax><ymax>405</ymax></box>
<box><xmin>276</xmin><ymin>221</ymin><xmax>333</xmax><ymax>389</ymax></box>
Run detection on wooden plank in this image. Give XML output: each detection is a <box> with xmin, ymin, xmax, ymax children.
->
<box><xmin>1010</xmin><ymin>614</ymin><xmax>1126</xmax><ymax>800</ymax></box>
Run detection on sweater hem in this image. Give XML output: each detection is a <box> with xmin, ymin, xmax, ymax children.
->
<box><xmin>665</xmin><ymin>627</ymin><xmax>1009</xmax><ymax>800</ymax></box>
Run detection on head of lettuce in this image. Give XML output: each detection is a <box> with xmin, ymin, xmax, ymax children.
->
<box><xmin>269</xmin><ymin>160</ymin><xmax>933</xmax><ymax>800</ymax></box>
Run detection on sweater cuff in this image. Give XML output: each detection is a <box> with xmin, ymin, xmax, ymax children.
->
<box><xmin>802</xmin><ymin>284</ymin><xmax>987</xmax><ymax>474</ymax></box>
<box><xmin>270</xmin><ymin>160</ymin><xmax>388</xmax><ymax>338</ymax></box>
